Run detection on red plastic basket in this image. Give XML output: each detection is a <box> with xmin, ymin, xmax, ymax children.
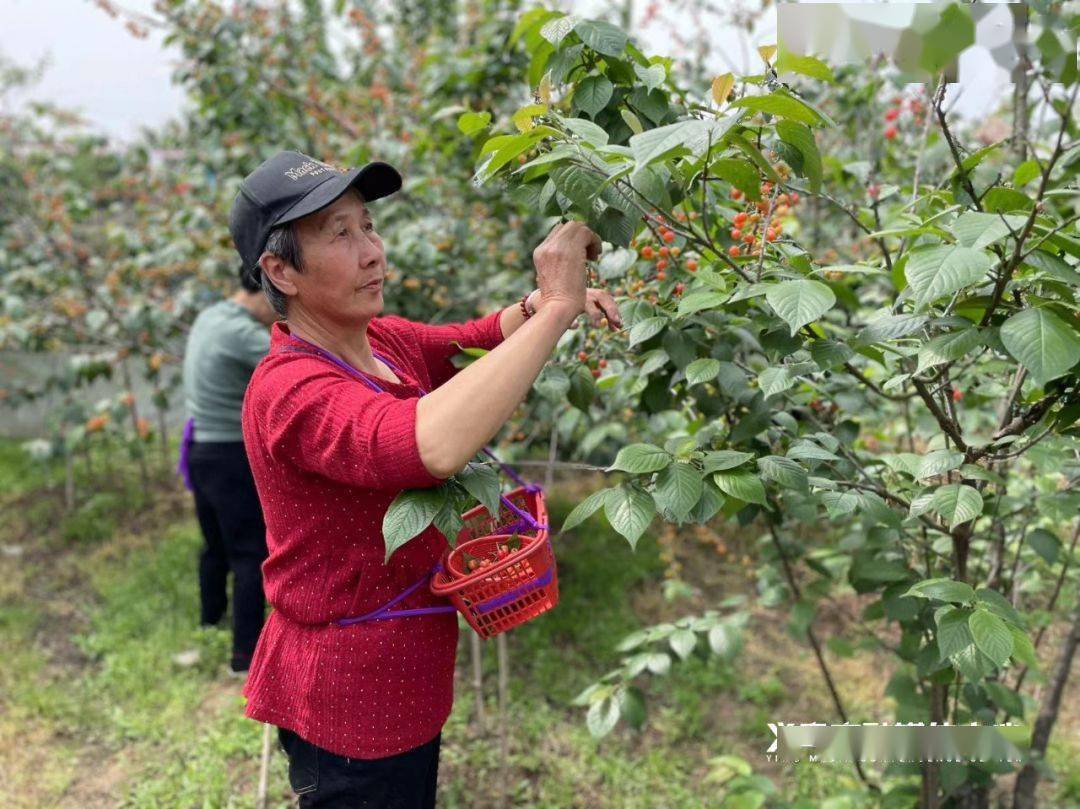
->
<box><xmin>431</xmin><ymin>486</ymin><xmax>558</xmax><ymax>638</ymax></box>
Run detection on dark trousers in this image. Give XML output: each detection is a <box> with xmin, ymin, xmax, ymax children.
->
<box><xmin>188</xmin><ymin>440</ymin><xmax>268</xmax><ymax>672</ymax></box>
<box><xmin>278</xmin><ymin>728</ymin><xmax>441</xmax><ymax>808</ymax></box>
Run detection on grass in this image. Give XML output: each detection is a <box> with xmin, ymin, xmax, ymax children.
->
<box><xmin>0</xmin><ymin>437</ymin><xmax>1077</xmax><ymax>807</ymax></box>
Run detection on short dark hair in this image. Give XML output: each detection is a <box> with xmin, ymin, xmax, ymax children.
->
<box><xmin>261</xmin><ymin>222</ymin><xmax>304</xmax><ymax>317</ymax></box>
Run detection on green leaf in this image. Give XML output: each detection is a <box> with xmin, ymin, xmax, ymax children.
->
<box><xmin>930</xmin><ymin>484</ymin><xmax>984</xmax><ymax>530</ymax></box>
<box><xmin>539</xmin><ymin>13</ymin><xmax>579</xmax><ymax>45</ymax></box>
<box><xmin>552</xmin><ymin>164</ymin><xmax>600</xmax><ymax>211</ymax></box>
<box><xmin>904</xmin><ymin>246</ymin><xmax>995</xmax><ymax>309</ymax></box>
<box><xmin>562</xmin><ymin>487</ymin><xmax>610</xmax><ymax>532</ymax></box>
<box><xmin>975</xmin><ymin>588</ymin><xmax>1024</xmax><ymax>627</ymax></box>
<box><xmin>906</xmin><ymin>578</ymin><xmax>976</xmax><ymax>604</ymax></box>
<box><xmin>915</xmin><ymin>329</ymin><xmax>984</xmax><ymax>374</ymax></box>
<box><xmin>776</xmin><ymin>48</ymin><xmax>835</xmax><ymax>82</ymax></box>
<box><xmin>786</xmin><ymin>439</ymin><xmax>839</xmax><ymax>463</ymax></box>
<box><xmin>608</xmin><ymin>443</ymin><xmax>672</xmax><ymax>474</ymax></box>
<box><xmin>685</xmin><ymin>358</ymin><xmax>721</xmax><ymax>386</ymax></box>
<box><xmin>457</xmin><ymin>111</ymin><xmax>492</xmax><ymax>136</ymax></box>
<box><xmin>629</xmin><ymin>316</ymin><xmax>668</xmax><ymax>347</ymax></box>
<box><xmin>707</xmin><ymin>158</ymin><xmax>761</xmax><ymax>201</ymax></box>
<box><xmin>857</xmin><ymin>313</ymin><xmax>928</xmax><ymax>343</ymax></box>
<box><xmin>935</xmin><ymin>607</ymin><xmax>975</xmax><ymax>660</ymax></box>
<box><xmin>809</xmin><ymin>340</ymin><xmax>854</xmax><ymax>370</ymax></box>
<box><xmin>914</xmin><ymin>449</ymin><xmax>965</xmax><ymax>481</ymax></box>
<box><xmin>775</xmin><ymin>120</ymin><xmax>822</xmax><ymax>192</ymax></box>
<box><xmin>586</xmin><ymin>695</ymin><xmax>621</xmax><ymax>738</ymax></box>
<box><xmin>603</xmin><ymin>485</ymin><xmax>657</xmax><ymax>549</ymax></box>
<box><xmin>620</xmin><ymin>108</ymin><xmax>644</xmax><ymax>134</ymax></box>
<box><xmin>952</xmin><ymin>211</ymin><xmax>1027</xmax><ymax>250</ymax></box>
<box><xmin>573</xmin><ymin>19</ymin><xmax>628</xmax><ymax>57</ymax></box>
<box><xmin>559</xmin><ymin>114</ymin><xmax>609</xmax><ymax>146</ymax></box>
<box><xmin>1000</xmin><ymin>307</ymin><xmax>1080</xmax><ymax>386</ymax></box>
<box><xmin>677</xmin><ymin>291</ymin><xmax>726</xmax><ymax>317</ymax></box>
<box><xmin>758</xmin><ymin>366</ymin><xmax>794</xmax><ymax>399</ymax></box>
<box><xmin>728</xmin><ymin>92</ymin><xmax>826</xmax><ymax>126</ymax></box>
<box><xmin>628</xmin><ymin>119</ymin><xmax>729</xmax><ymax>169</ymax></box>
<box><xmin>1027</xmin><ymin>528</ymin><xmax>1062</xmax><ymax>564</ymax></box>
<box><xmin>1013</xmin><ymin>160</ymin><xmax>1041</xmax><ymax>187</ymax></box>
<box><xmin>669</xmin><ymin>628</ymin><xmax>697</xmax><ymax>659</ymax></box>
<box><xmin>713</xmin><ymin>471</ymin><xmax>767</xmax><ymax>506</ymax></box>
<box><xmin>382</xmin><ymin>488</ymin><xmax>445</xmax><ymax>562</ymax></box>
<box><xmin>574</xmin><ymin>75</ymin><xmax>614</xmax><ymax>116</ymax></box>
<box><xmin>969</xmin><ymin>608</ymin><xmax>1014</xmax><ymax>668</ymax></box>
<box><xmin>432</xmin><ymin>492</ymin><xmax>465</xmax><ymax>544</ymax></box>
<box><xmin>617</xmin><ymin>685</ymin><xmax>647</xmax><ymax>728</ymax></box>
<box><xmin>567</xmin><ymin>364</ymin><xmax>596</xmax><ymax>411</ymax></box>
<box><xmin>634</xmin><ymin>62</ymin><xmax>665</xmax><ymax>91</ymax></box>
<box><xmin>982</xmin><ymin>187</ymin><xmax>1033</xmax><ymax>213</ymax></box>
<box><xmin>456</xmin><ymin>462</ymin><xmax>502</xmax><ymax>518</ymax></box>
<box><xmin>708</xmin><ymin>623</ymin><xmax>741</xmax><ymax>659</ymax></box>
<box><xmin>757</xmin><ymin>456</ymin><xmax>808</xmax><ymax>493</ymax></box>
<box><xmin>1010</xmin><ymin>627</ymin><xmax>1038</xmax><ymax>668</ymax></box>
<box><xmin>765</xmin><ymin>280</ymin><xmax>836</xmax><ymax>335</ymax></box>
<box><xmin>653</xmin><ymin>462</ymin><xmax>703</xmax><ymax>521</ymax></box>
<box><xmin>702</xmin><ymin>450</ymin><xmax>755</xmax><ymax>473</ymax></box>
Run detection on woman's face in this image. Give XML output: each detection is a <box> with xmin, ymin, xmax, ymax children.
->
<box><xmin>290</xmin><ymin>188</ymin><xmax>386</xmax><ymax>327</ymax></box>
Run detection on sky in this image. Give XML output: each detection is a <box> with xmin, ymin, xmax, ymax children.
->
<box><xmin>0</xmin><ymin>0</ymin><xmax>1012</xmax><ymax>143</ymax></box>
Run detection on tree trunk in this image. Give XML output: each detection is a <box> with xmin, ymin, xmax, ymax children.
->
<box><xmin>1013</xmin><ymin>604</ymin><xmax>1080</xmax><ymax>809</ymax></box>
<box><xmin>119</xmin><ymin>358</ymin><xmax>151</xmax><ymax>491</ymax></box>
<box><xmin>1011</xmin><ymin>4</ymin><xmax>1030</xmax><ymax>162</ymax></box>
<box><xmin>497</xmin><ymin>633</ymin><xmax>510</xmax><ymax>802</ymax></box>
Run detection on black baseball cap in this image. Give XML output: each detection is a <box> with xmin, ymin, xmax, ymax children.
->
<box><xmin>229</xmin><ymin>150</ymin><xmax>402</xmax><ymax>280</ymax></box>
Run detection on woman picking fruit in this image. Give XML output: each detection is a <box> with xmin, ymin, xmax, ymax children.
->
<box><xmin>229</xmin><ymin>150</ymin><xmax>620</xmax><ymax>807</ymax></box>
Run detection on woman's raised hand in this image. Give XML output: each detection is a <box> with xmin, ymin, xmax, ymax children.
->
<box><xmin>532</xmin><ymin>221</ymin><xmax>601</xmax><ymax>321</ymax></box>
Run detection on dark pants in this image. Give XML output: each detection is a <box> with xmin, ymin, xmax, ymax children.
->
<box><xmin>188</xmin><ymin>440</ymin><xmax>268</xmax><ymax>672</ymax></box>
<box><xmin>278</xmin><ymin>728</ymin><xmax>441</xmax><ymax>808</ymax></box>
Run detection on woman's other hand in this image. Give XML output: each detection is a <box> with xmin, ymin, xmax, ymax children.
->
<box><xmin>532</xmin><ymin>221</ymin><xmax>600</xmax><ymax>320</ymax></box>
<box><xmin>583</xmin><ymin>288</ymin><xmax>622</xmax><ymax>330</ymax></box>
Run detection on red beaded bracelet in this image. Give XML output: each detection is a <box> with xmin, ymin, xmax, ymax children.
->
<box><xmin>519</xmin><ymin>294</ymin><xmax>532</xmax><ymax>320</ymax></box>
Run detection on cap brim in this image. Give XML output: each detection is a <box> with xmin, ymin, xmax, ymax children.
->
<box><xmin>272</xmin><ymin>161</ymin><xmax>402</xmax><ymax>227</ymax></box>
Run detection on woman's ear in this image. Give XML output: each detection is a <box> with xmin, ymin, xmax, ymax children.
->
<box><xmin>259</xmin><ymin>252</ymin><xmax>296</xmax><ymax>297</ymax></box>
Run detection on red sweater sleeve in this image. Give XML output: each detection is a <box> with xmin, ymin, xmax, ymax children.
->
<box><xmin>382</xmin><ymin>311</ymin><xmax>506</xmax><ymax>389</ymax></box>
<box><xmin>254</xmin><ymin>361</ymin><xmax>446</xmax><ymax>491</ymax></box>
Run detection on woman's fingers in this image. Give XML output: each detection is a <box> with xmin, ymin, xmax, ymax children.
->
<box><xmin>584</xmin><ymin>289</ymin><xmax>623</xmax><ymax>329</ymax></box>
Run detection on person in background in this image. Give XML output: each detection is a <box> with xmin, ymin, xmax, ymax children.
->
<box><xmin>179</xmin><ymin>270</ymin><xmax>278</xmax><ymax>674</ymax></box>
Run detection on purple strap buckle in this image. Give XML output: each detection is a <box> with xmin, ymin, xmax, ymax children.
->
<box><xmin>177</xmin><ymin>417</ymin><xmax>195</xmax><ymax>492</ymax></box>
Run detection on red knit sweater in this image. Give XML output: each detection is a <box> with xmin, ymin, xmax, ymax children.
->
<box><xmin>240</xmin><ymin>311</ymin><xmax>505</xmax><ymax>759</ymax></box>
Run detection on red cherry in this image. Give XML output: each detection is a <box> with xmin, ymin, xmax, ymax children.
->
<box><xmin>662</xmin><ymin>231</ymin><xmax>676</xmax><ymax>243</ymax></box>
<box><xmin>952</xmin><ymin>387</ymin><xmax>964</xmax><ymax>402</ymax></box>
<box><xmin>885</xmin><ymin>108</ymin><xmax>900</xmax><ymax>122</ymax></box>
<box><xmin>640</xmin><ymin>246</ymin><xmax>655</xmax><ymax>260</ymax></box>
<box><xmin>733</xmin><ymin>212</ymin><xmax>748</xmax><ymax>227</ymax></box>
<box><xmin>730</xmin><ymin>228</ymin><xmax>742</xmax><ymax>240</ymax></box>
<box><xmin>686</xmin><ymin>259</ymin><xmax>699</xmax><ymax>272</ymax></box>
<box><xmin>598</xmin><ymin>358</ymin><xmax>608</xmax><ymax>368</ymax></box>
<box><xmin>884</xmin><ymin>125</ymin><xmax>898</xmax><ymax>140</ymax></box>
<box><xmin>728</xmin><ymin>245</ymin><xmax>741</xmax><ymax>257</ymax></box>
<box><xmin>577</xmin><ymin>351</ymin><xmax>588</xmax><ymax>361</ymax></box>
<box><xmin>731</xmin><ymin>188</ymin><xmax>743</xmax><ymax>200</ymax></box>
<box><xmin>658</xmin><ymin>246</ymin><xmax>670</xmax><ymax>257</ymax></box>
<box><xmin>591</xmin><ymin>368</ymin><xmax>601</xmax><ymax>378</ymax></box>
